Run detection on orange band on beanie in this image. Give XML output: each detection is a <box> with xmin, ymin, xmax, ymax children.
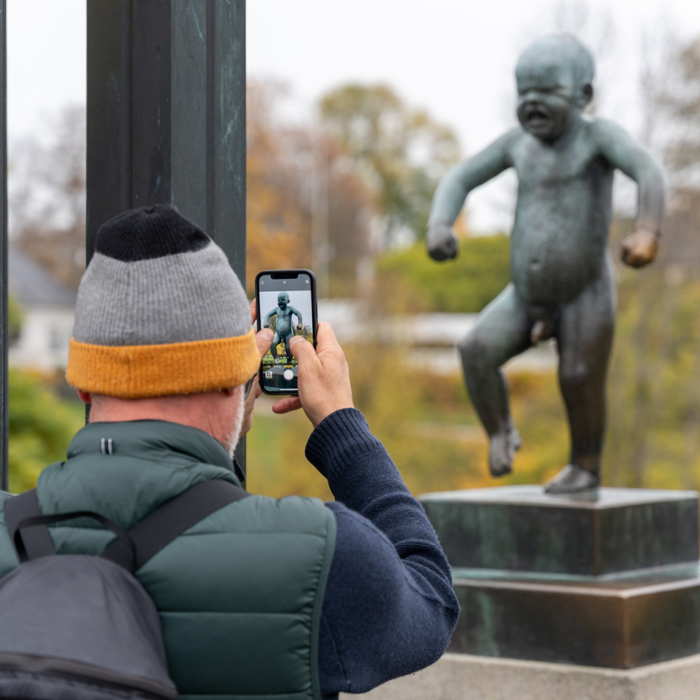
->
<box><xmin>66</xmin><ymin>328</ymin><xmax>259</xmax><ymax>399</ymax></box>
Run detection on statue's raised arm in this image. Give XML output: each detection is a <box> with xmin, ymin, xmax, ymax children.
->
<box><xmin>289</xmin><ymin>306</ymin><xmax>304</xmax><ymax>332</ymax></box>
<box><xmin>426</xmin><ymin>131</ymin><xmax>516</xmax><ymax>261</ymax></box>
<box><xmin>592</xmin><ymin>119</ymin><xmax>666</xmax><ymax>268</ymax></box>
<box><xmin>262</xmin><ymin>307</ymin><xmax>277</xmax><ymax>329</ymax></box>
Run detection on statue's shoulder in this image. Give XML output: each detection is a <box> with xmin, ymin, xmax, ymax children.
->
<box><xmin>500</xmin><ymin>126</ymin><xmax>526</xmax><ymax>149</ymax></box>
<box><xmin>470</xmin><ymin>127</ymin><xmax>525</xmax><ymax>169</ymax></box>
<box><xmin>497</xmin><ymin>126</ymin><xmax>533</xmax><ymax>157</ymax></box>
<box><xmin>584</xmin><ymin>115</ymin><xmax>630</xmax><ymax>140</ymax></box>
<box><xmin>583</xmin><ymin>117</ymin><xmax>644</xmax><ymax>158</ymax></box>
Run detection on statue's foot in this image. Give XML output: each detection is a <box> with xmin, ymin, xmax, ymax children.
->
<box><xmin>274</xmin><ymin>358</ymin><xmax>279</xmax><ymax>365</ymax></box>
<box><xmin>488</xmin><ymin>428</ymin><xmax>521</xmax><ymax>478</ymax></box>
<box><xmin>510</xmin><ymin>427</ymin><xmax>522</xmax><ymax>453</ymax></box>
<box><xmin>544</xmin><ymin>464</ymin><xmax>599</xmax><ymax>495</ymax></box>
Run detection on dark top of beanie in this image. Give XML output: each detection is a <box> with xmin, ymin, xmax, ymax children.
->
<box><xmin>95</xmin><ymin>204</ymin><xmax>211</xmax><ymax>262</ymax></box>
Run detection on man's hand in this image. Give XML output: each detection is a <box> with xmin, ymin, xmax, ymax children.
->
<box><xmin>272</xmin><ymin>322</ymin><xmax>354</xmax><ymax>427</ymax></box>
<box><xmin>621</xmin><ymin>227</ymin><xmax>659</xmax><ymax>268</ymax></box>
<box><xmin>426</xmin><ymin>223</ymin><xmax>458</xmax><ymax>262</ymax></box>
<box><xmin>241</xmin><ymin>300</ymin><xmax>273</xmax><ymax>436</ymax></box>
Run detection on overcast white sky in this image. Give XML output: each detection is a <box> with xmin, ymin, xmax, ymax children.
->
<box><xmin>7</xmin><ymin>0</ymin><xmax>700</xmax><ymax>231</ymax></box>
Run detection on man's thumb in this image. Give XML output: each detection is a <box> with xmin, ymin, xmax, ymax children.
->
<box><xmin>289</xmin><ymin>335</ymin><xmax>314</xmax><ymax>362</ymax></box>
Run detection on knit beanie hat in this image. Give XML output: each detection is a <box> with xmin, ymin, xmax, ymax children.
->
<box><xmin>66</xmin><ymin>205</ymin><xmax>259</xmax><ymax>399</ymax></box>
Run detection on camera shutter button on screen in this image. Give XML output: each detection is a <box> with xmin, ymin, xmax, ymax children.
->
<box><xmin>283</xmin><ymin>369</ymin><xmax>294</xmax><ymax>381</ymax></box>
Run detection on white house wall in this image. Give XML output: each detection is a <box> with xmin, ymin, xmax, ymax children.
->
<box><xmin>9</xmin><ymin>306</ymin><xmax>75</xmax><ymax>370</ymax></box>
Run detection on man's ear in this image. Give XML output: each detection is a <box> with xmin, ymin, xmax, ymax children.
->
<box><xmin>77</xmin><ymin>389</ymin><xmax>92</xmax><ymax>404</ymax></box>
<box><xmin>580</xmin><ymin>83</ymin><xmax>593</xmax><ymax>108</ymax></box>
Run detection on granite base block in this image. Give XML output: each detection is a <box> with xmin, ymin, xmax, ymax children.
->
<box><xmin>420</xmin><ymin>487</ymin><xmax>699</xmax><ymax>577</ymax></box>
<box><xmin>451</xmin><ymin>566</ymin><xmax>700</xmax><ymax>668</ymax></box>
<box><xmin>416</xmin><ymin>486</ymin><xmax>700</xmax><ymax>673</ymax></box>
<box><xmin>342</xmin><ymin>652</ymin><xmax>700</xmax><ymax>700</ymax></box>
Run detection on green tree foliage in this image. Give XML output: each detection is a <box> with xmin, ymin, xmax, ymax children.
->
<box><xmin>604</xmin><ymin>267</ymin><xmax>700</xmax><ymax>490</ymax></box>
<box><xmin>374</xmin><ymin>235</ymin><xmax>511</xmax><ymax>313</ymax></box>
<box><xmin>8</xmin><ymin>370</ymin><xmax>84</xmax><ymax>493</ymax></box>
<box><xmin>319</xmin><ymin>84</ymin><xmax>461</xmax><ymax>246</ymax></box>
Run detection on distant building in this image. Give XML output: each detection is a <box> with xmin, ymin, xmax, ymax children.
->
<box><xmin>8</xmin><ymin>247</ymin><xmax>76</xmax><ymax>370</ymax></box>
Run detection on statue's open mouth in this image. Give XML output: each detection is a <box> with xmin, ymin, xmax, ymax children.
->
<box><xmin>526</xmin><ymin>108</ymin><xmax>548</xmax><ymax>123</ymax></box>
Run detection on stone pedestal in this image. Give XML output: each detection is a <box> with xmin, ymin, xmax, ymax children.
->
<box><xmin>420</xmin><ymin>487</ymin><xmax>700</xmax><ymax>669</ymax></box>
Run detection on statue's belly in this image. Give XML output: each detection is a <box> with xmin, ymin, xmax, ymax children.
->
<box><xmin>276</xmin><ymin>316</ymin><xmax>292</xmax><ymax>336</ymax></box>
<box><xmin>510</xmin><ymin>207</ymin><xmax>606</xmax><ymax>306</ymax></box>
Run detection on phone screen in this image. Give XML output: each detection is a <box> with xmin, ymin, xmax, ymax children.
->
<box><xmin>256</xmin><ymin>270</ymin><xmax>317</xmax><ymax>395</ymax></box>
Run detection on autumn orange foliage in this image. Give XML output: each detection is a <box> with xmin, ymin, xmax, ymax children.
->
<box><xmin>246</xmin><ymin>81</ymin><xmax>311</xmax><ymax>290</ymax></box>
<box><xmin>246</xmin><ymin>80</ymin><xmax>374</xmax><ymax>296</ymax></box>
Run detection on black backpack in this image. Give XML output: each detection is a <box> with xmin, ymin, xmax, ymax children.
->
<box><xmin>0</xmin><ymin>479</ymin><xmax>249</xmax><ymax>700</ymax></box>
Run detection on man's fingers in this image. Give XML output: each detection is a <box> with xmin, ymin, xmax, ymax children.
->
<box><xmin>256</xmin><ymin>328</ymin><xmax>274</xmax><ymax>359</ymax></box>
<box><xmin>250</xmin><ymin>299</ymin><xmax>257</xmax><ymax>325</ymax></box>
<box><xmin>314</xmin><ymin>322</ymin><xmax>341</xmax><ymax>354</ymax></box>
<box><xmin>250</xmin><ymin>375</ymin><xmax>262</xmax><ymax>401</ymax></box>
<box><xmin>251</xmin><ymin>300</ymin><xmax>272</xmax><ymax>361</ymax></box>
<box><xmin>272</xmin><ymin>397</ymin><xmax>302</xmax><ymax>414</ymax></box>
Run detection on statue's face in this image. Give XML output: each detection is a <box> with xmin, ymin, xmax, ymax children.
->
<box><xmin>515</xmin><ymin>60</ymin><xmax>581</xmax><ymax>142</ymax></box>
<box><xmin>278</xmin><ymin>292</ymin><xmax>289</xmax><ymax>309</ymax></box>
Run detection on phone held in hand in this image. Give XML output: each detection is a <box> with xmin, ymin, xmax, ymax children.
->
<box><xmin>255</xmin><ymin>270</ymin><xmax>318</xmax><ymax>396</ymax></box>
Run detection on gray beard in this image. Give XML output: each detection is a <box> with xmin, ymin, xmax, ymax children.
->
<box><xmin>222</xmin><ymin>390</ymin><xmax>245</xmax><ymax>459</ymax></box>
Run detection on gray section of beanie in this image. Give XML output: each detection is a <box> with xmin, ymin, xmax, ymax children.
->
<box><xmin>73</xmin><ymin>243</ymin><xmax>250</xmax><ymax>346</ymax></box>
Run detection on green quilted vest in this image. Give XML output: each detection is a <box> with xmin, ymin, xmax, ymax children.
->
<box><xmin>0</xmin><ymin>420</ymin><xmax>337</xmax><ymax>700</ymax></box>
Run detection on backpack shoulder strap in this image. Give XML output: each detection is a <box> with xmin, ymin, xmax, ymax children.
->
<box><xmin>102</xmin><ymin>479</ymin><xmax>250</xmax><ymax>571</ymax></box>
<box><xmin>3</xmin><ymin>490</ymin><xmax>56</xmax><ymax>559</ymax></box>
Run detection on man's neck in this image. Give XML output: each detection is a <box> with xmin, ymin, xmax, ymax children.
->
<box><xmin>83</xmin><ymin>389</ymin><xmax>243</xmax><ymax>456</ymax></box>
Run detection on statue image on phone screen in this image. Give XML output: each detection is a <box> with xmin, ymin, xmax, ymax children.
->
<box><xmin>259</xmin><ymin>286</ymin><xmax>314</xmax><ymax>392</ymax></box>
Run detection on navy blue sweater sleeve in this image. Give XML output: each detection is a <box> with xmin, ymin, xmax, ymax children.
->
<box><xmin>305</xmin><ymin>408</ymin><xmax>460</xmax><ymax>698</ymax></box>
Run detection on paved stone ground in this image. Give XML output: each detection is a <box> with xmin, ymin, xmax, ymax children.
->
<box><xmin>341</xmin><ymin>652</ymin><xmax>700</xmax><ymax>700</ymax></box>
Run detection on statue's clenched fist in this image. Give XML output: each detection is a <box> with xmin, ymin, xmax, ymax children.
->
<box><xmin>427</xmin><ymin>223</ymin><xmax>458</xmax><ymax>261</ymax></box>
<box><xmin>620</xmin><ymin>227</ymin><xmax>659</xmax><ymax>269</ymax></box>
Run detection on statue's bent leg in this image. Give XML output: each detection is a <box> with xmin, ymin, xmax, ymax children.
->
<box><xmin>270</xmin><ymin>332</ymin><xmax>281</xmax><ymax>363</ymax></box>
<box><xmin>283</xmin><ymin>333</ymin><xmax>293</xmax><ymax>363</ymax></box>
<box><xmin>459</xmin><ymin>285</ymin><xmax>532</xmax><ymax>477</ymax></box>
<box><xmin>548</xmin><ymin>262</ymin><xmax>615</xmax><ymax>494</ymax></box>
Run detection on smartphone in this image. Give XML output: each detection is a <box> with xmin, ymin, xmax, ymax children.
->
<box><xmin>255</xmin><ymin>269</ymin><xmax>318</xmax><ymax>396</ymax></box>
